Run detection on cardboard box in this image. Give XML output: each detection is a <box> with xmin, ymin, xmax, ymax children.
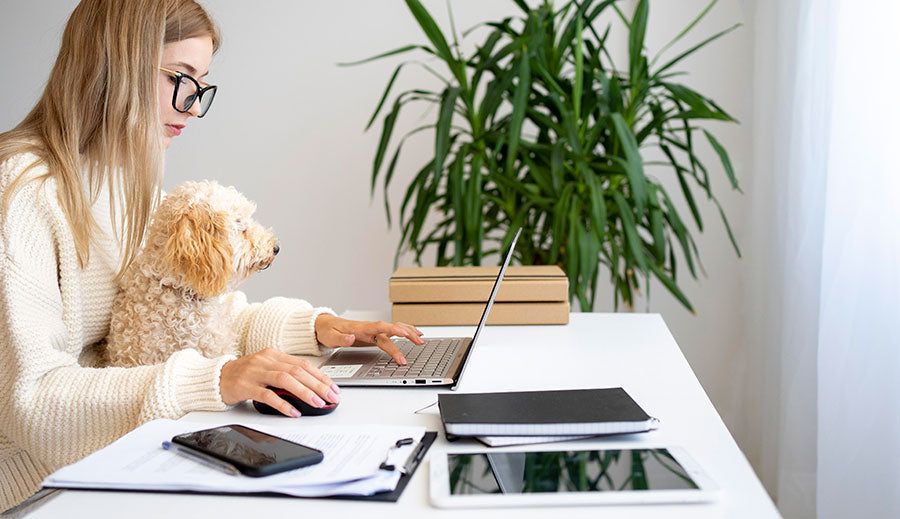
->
<box><xmin>389</xmin><ymin>265</ymin><xmax>570</xmax><ymax>325</ymax></box>
<box><xmin>392</xmin><ymin>301</ymin><xmax>570</xmax><ymax>326</ymax></box>
<box><xmin>389</xmin><ymin>265</ymin><xmax>568</xmax><ymax>303</ymax></box>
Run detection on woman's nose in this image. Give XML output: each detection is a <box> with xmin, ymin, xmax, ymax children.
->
<box><xmin>187</xmin><ymin>97</ymin><xmax>203</xmax><ymax>117</ymax></box>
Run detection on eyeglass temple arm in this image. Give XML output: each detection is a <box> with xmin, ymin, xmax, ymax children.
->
<box><xmin>158</xmin><ymin>66</ymin><xmax>212</xmax><ymax>88</ymax></box>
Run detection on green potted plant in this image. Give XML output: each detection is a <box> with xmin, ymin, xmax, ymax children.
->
<box><xmin>347</xmin><ymin>0</ymin><xmax>741</xmax><ymax>312</ymax></box>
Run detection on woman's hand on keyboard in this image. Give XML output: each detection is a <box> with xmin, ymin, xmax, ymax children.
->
<box><xmin>314</xmin><ymin>315</ymin><xmax>425</xmax><ymax>366</ymax></box>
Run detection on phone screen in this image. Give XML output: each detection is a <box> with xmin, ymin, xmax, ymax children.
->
<box><xmin>172</xmin><ymin>424</ymin><xmax>323</xmax><ymax>476</ymax></box>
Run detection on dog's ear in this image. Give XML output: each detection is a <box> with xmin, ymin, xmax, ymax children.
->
<box><xmin>163</xmin><ymin>201</ymin><xmax>233</xmax><ymax>299</ymax></box>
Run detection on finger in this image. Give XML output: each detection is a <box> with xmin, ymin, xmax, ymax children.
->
<box><xmin>317</xmin><ymin>326</ymin><xmax>355</xmax><ymax>349</ymax></box>
<box><xmin>253</xmin><ymin>386</ymin><xmax>301</xmax><ymax>418</ymax></box>
<box><xmin>374</xmin><ymin>333</ymin><xmax>407</xmax><ymax>365</ymax></box>
<box><xmin>395</xmin><ymin>322</ymin><xmax>425</xmax><ymax>344</ymax></box>
<box><xmin>350</xmin><ymin>331</ymin><xmax>379</xmax><ymax>346</ymax></box>
<box><xmin>325</xmin><ymin>330</ymin><xmax>355</xmax><ymax>347</ymax></box>
<box><xmin>267</xmin><ymin>355</ymin><xmax>340</xmax><ymax>403</ymax></box>
<box><xmin>349</xmin><ymin>321</ymin><xmax>401</xmax><ymax>342</ymax></box>
<box><xmin>350</xmin><ymin>333</ymin><xmax>375</xmax><ymax>347</ymax></box>
<box><xmin>297</xmin><ymin>358</ymin><xmax>343</xmax><ymax>395</ymax></box>
<box><xmin>267</xmin><ymin>350</ymin><xmax>336</xmax><ymax>389</ymax></box>
<box><xmin>373</xmin><ymin>321</ymin><xmax>422</xmax><ymax>345</ymax></box>
<box><xmin>270</xmin><ymin>370</ymin><xmax>330</xmax><ymax>408</ymax></box>
<box><xmin>292</xmin><ymin>367</ymin><xmax>341</xmax><ymax>404</ymax></box>
<box><xmin>396</xmin><ymin>322</ymin><xmax>424</xmax><ymax>336</ymax></box>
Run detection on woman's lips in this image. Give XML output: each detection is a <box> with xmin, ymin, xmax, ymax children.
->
<box><xmin>166</xmin><ymin>124</ymin><xmax>184</xmax><ymax>136</ymax></box>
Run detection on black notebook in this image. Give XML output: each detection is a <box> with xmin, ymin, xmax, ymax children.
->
<box><xmin>438</xmin><ymin>388</ymin><xmax>659</xmax><ymax>437</ymax></box>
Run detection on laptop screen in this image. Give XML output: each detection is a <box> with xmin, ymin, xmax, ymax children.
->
<box><xmin>469</xmin><ymin>228</ymin><xmax>522</xmax><ymax>355</ymax></box>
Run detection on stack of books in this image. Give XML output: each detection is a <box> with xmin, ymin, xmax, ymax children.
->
<box><xmin>438</xmin><ymin>388</ymin><xmax>659</xmax><ymax>447</ymax></box>
<box><xmin>390</xmin><ymin>265</ymin><xmax>569</xmax><ymax>325</ymax></box>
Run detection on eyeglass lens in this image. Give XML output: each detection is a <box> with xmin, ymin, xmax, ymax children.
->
<box><xmin>173</xmin><ymin>74</ymin><xmax>216</xmax><ymax>116</ymax></box>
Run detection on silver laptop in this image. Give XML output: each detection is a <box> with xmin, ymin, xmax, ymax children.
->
<box><xmin>319</xmin><ymin>228</ymin><xmax>522</xmax><ymax>390</ymax></box>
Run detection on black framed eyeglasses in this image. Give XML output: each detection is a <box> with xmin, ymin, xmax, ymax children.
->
<box><xmin>159</xmin><ymin>67</ymin><xmax>217</xmax><ymax>118</ymax></box>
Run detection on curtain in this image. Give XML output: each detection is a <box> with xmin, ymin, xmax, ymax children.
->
<box><xmin>816</xmin><ymin>0</ymin><xmax>900</xmax><ymax>517</ymax></box>
<box><xmin>741</xmin><ymin>0</ymin><xmax>900</xmax><ymax>517</ymax></box>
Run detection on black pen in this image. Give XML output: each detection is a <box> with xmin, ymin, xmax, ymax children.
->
<box><xmin>161</xmin><ymin>441</ymin><xmax>240</xmax><ymax>476</ymax></box>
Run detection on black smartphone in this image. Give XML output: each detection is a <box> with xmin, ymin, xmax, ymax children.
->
<box><xmin>171</xmin><ymin>424</ymin><xmax>323</xmax><ymax>477</ymax></box>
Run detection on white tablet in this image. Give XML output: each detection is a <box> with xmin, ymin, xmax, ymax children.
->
<box><xmin>429</xmin><ymin>443</ymin><xmax>719</xmax><ymax>508</ymax></box>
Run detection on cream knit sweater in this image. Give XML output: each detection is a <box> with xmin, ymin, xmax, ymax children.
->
<box><xmin>0</xmin><ymin>153</ymin><xmax>333</xmax><ymax>511</ymax></box>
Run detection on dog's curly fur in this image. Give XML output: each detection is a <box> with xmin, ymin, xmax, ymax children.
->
<box><xmin>105</xmin><ymin>180</ymin><xmax>279</xmax><ymax>367</ymax></box>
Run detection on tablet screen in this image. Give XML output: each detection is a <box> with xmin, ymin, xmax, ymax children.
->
<box><xmin>448</xmin><ymin>449</ymin><xmax>698</xmax><ymax>495</ymax></box>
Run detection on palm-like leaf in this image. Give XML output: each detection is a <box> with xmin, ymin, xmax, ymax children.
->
<box><xmin>350</xmin><ymin>0</ymin><xmax>741</xmax><ymax>312</ymax></box>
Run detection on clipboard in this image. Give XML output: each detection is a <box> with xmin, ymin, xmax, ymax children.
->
<box><xmin>45</xmin><ymin>431</ymin><xmax>437</xmax><ymax>503</ymax></box>
<box><xmin>332</xmin><ymin>431</ymin><xmax>436</xmax><ymax>502</ymax></box>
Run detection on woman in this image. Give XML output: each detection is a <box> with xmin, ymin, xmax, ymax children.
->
<box><xmin>0</xmin><ymin>0</ymin><xmax>422</xmax><ymax>511</ymax></box>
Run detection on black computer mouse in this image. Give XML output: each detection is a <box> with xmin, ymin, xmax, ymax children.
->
<box><xmin>252</xmin><ymin>386</ymin><xmax>338</xmax><ymax>416</ymax></box>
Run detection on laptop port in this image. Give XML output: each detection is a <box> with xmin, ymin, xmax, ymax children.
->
<box><xmin>415</xmin><ymin>379</ymin><xmax>426</xmax><ymax>384</ymax></box>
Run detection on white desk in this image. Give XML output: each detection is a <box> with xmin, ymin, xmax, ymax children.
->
<box><xmin>28</xmin><ymin>313</ymin><xmax>780</xmax><ymax>518</ymax></box>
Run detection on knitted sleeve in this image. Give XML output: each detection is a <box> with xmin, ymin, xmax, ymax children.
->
<box><xmin>222</xmin><ymin>291</ymin><xmax>336</xmax><ymax>356</ymax></box>
<box><xmin>0</xmin><ymin>161</ymin><xmax>234</xmax><ymax>473</ymax></box>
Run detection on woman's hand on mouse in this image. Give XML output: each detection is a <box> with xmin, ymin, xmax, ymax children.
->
<box><xmin>219</xmin><ymin>348</ymin><xmax>341</xmax><ymax>417</ymax></box>
<box><xmin>314</xmin><ymin>314</ymin><xmax>424</xmax><ymax>366</ymax></box>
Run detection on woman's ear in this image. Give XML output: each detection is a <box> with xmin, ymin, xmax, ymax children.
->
<box><xmin>163</xmin><ymin>201</ymin><xmax>233</xmax><ymax>298</ymax></box>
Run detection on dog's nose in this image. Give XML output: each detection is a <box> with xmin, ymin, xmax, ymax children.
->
<box><xmin>273</xmin><ymin>244</ymin><xmax>280</xmax><ymax>256</ymax></box>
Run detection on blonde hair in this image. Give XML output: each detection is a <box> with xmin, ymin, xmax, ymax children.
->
<box><xmin>0</xmin><ymin>0</ymin><xmax>220</xmax><ymax>275</ymax></box>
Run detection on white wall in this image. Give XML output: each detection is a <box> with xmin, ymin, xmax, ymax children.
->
<box><xmin>637</xmin><ymin>0</ymin><xmax>752</xmax><ymax>452</ymax></box>
<box><xmin>0</xmin><ymin>0</ymin><xmax>758</xmax><ymax>493</ymax></box>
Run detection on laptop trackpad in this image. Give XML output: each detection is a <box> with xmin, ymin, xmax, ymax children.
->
<box><xmin>327</xmin><ymin>349</ymin><xmax>381</xmax><ymax>365</ymax></box>
<box><xmin>320</xmin><ymin>349</ymin><xmax>382</xmax><ymax>378</ymax></box>
<box><xmin>320</xmin><ymin>364</ymin><xmax>363</xmax><ymax>378</ymax></box>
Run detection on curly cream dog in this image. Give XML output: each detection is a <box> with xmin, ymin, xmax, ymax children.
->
<box><xmin>105</xmin><ymin>180</ymin><xmax>279</xmax><ymax>367</ymax></box>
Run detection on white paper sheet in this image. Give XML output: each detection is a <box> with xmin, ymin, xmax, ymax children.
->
<box><xmin>477</xmin><ymin>435</ymin><xmax>600</xmax><ymax>447</ymax></box>
<box><xmin>44</xmin><ymin>419</ymin><xmax>425</xmax><ymax>497</ymax></box>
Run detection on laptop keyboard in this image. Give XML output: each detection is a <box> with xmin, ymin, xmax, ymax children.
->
<box><xmin>362</xmin><ymin>338</ymin><xmax>464</xmax><ymax>378</ymax></box>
